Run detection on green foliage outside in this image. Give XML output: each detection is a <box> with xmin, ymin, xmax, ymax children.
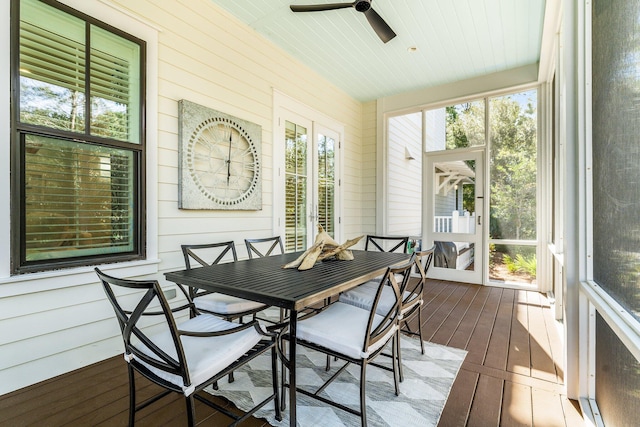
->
<box><xmin>489</xmin><ymin>93</ymin><xmax>537</xmax><ymax>241</ymax></box>
<box><xmin>503</xmin><ymin>253</ymin><xmax>537</xmax><ymax>278</ymax></box>
<box><xmin>446</xmin><ymin>92</ymin><xmax>538</xmax><ymax>281</ymax></box>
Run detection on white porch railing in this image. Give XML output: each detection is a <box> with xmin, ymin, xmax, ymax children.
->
<box><xmin>434</xmin><ymin>211</ymin><xmax>476</xmax><ymax>233</ymax></box>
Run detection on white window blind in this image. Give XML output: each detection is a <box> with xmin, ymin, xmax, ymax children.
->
<box><xmin>285</xmin><ymin>121</ymin><xmax>308</xmax><ymax>252</ymax></box>
<box><xmin>20</xmin><ymin>0</ymin><xmax>140</xmax><ymax>142</ymax></box>
<box><xmin>24</xmin><ymin>135</ymin><xmax>134</xmax><ymax>261</ymax></box>
<box><xmin>317</xmin><ymin>133</ymin><xmax>335</xmax><ymax>238</ymax></box>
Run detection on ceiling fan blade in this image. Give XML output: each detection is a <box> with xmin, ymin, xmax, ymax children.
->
<box><xmin>364</xmin><ymin>8</ymin><xmax>396</xmax><ymax>43</ymax></box>
<box><xmin>290</xmin><ymin>3</ymin><xmax>354</xmax><ymax>13</ymax></box>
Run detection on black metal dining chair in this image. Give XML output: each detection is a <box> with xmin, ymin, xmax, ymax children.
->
<box><xmin>243</xmin><ymin>236</ymin><xmax>287</xmax><ymax>323</ymax></box>
<box><xmin>401</xmin><ymin>246</ymin><xmax>435</xmax><ymax>354</ymax></box>
<box><xmin>95</xmin><ymin>267</ymin><xmax>281</xmax><ymax>427</ymax></box>
<box><xmin>364</xmin><ymin>235</ymin><xmax>409</xmax><ymax>253</ymax></box>
<box><xmin>181</xmin><ymin>241</ymin><xmax>268</xmax><ymax>322</ymax></box>
<box><xmin>245</xmin><ymin>236</ymin><xmax>284</xmax><ymax>259</ymax></box>
<box><xmin>277</xmin><ymin>258</ymin><xmax>414</xmax><ymax>427</ymax></box>
<box><xmin>338</xmin><ymin>250</ymin><xmax>433</xmax><ymax>381</ymax></box>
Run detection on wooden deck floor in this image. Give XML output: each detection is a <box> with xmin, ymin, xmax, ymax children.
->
<box><xmin>0</xmin><ymin>280</ymin><xmax>583</xmax><ymax>426</ymax></box>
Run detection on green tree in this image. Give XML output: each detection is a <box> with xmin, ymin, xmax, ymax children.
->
<box><xmin>444</xmin><ymin>93</ymin><xmax>537</xmax><ymax>242</ymax></box>
<box><xmin>445</xmin><ymin>101</ymin><xmax>485</xmax><ymax>150</ymax></box>
<box><xmin>489</xmin><ymin>93</ymin><xmax>537</xmax><ymax>241</ymax></box>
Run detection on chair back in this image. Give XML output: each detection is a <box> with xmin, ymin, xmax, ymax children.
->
<box><xmin>182</xmin><ymin>241</ymin><xmax>238</xmax><ymax>269</ymax></box>
<box><xmin>95</xmin><ymin>268</ymin><xmax>193</xmax><ymax>390</ymax></box>
<box><xmin>181</xmin><ymin>241</ymin><xmax>238</xmax><ymax>299</ymax></box>
<box><xmin>364</xmin><ymin>235</ymin><xmax>409</xmax><ymax>253</ymax></box>
<box><xmin>402</xmin><ymin>247</ymin><xmax>433</xmax><ymax>311</ymax></box>
<box><xmin>245</xmin><ymin>236</ymin><xmax>284</xmax><ymax>259</ymax></box>
<box><xmin>415</xmin><ymin>245</ymin><xmax>434</xmax><ymax>277</ymax></box>
<box><xmin>363</xmin><ymin>254</ymin><xmax>415</xmax><ymax>352</ymax></box>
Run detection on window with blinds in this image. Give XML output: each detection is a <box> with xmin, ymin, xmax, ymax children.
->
<box><xmin>24</xmin><ymin>135</ymin><xmax>134</xmax><ymax>261</ymax></box>
<box><xmin>317</xmin><ymin>133</ymin><xmax>336</xmax><ymax>238</ymax></box>
<box><xmin>284</xmin><ymin>121</ymin><xmax>308</xmax><ymax>252</ymax></box>
<box><xmin>12</xmin><ymin>0</ymin><xmax>145</xmax><ymax>273</ymax></box>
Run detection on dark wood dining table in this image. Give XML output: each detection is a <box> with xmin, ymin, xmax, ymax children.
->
<box><xmin>164</xmin><ymin>249</ymin><xmax>410</xmax><ymax>426</ymax></box>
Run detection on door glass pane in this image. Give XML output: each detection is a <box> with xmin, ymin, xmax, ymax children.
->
<box><xmin>432</xmin><ymin>160</ymin><xmax>476</xmax><ymax>234</ymax></box>
<box><xmin>284</xmin><ymin>121</ymin><xmax>307</xmax><ymax>252</ymax></box>
<box><xmin>432</xmin><ymin>159</ymin><xmax>476</xmax><ymax>271</ymax></box>
<box><xmin>425</xmin><ymin>99</ymin><xmax>485</xmax><ymax>152</ymax></box>
<box><xmin>317</xmin><ymin>133</ymin><xmax>335</xmax><ymax>238</ymax></box>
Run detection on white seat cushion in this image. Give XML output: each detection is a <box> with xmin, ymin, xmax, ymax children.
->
<box><xmin>339</xmin><ymin>281</ymin><xmax>382</xmax><ymax>311</ymax></box>
<box><xmin>296</xmin><ymin>301</ymin><xmax>397</xmax><ymax>360</ymax></box>
<box><xmin>194</xmin><ymin>293</ymin><xmax>266</xmax><ymax>315</ymax></box>
<box><xmin>128</xmin><ymin>314</ymin><xmax>265</xmax><ymax>396</ymax></box>
<box><xmin>339</xmin><ymin>281</ymin><xmax>420</xmax><ymax>318</ymax></box>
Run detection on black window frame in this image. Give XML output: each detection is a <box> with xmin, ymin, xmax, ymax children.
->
<box><xmin>10</xmin><ymin>0</ymin><xmax>147</xmax><ymax>274</ymax></box>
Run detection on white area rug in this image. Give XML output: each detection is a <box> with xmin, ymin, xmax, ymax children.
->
<box><xmin>207</xmin><ymin>331</ymin><xmax>466</xmax><ymax>426</ymax></box>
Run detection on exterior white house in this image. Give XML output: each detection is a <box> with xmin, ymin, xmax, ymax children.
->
<box><xmin>1</xmin><ymin>1</ymin><xmax>638</xmax><ymax>425</ymax></box>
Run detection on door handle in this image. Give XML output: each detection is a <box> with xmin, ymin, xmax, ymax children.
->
<box><xmin>477</xmin><ymin>215</ymin><xmax>481</xmax><ymax>225</ymax></box>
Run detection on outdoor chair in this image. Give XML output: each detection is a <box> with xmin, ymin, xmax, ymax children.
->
<box><xmin>181</xmin><ymin>241</ymin><xmax>267</xmax><ymax>322</ymax></box>
<box><xmin>338</xmin><ymin>248</ymin><xmax>433</xmax><ymax>380</ymax></box>
<box><xmin>95</xmin><ymin>268</ymin><xmax>281</xmax><ymax>427</ymax></box>
<box><xmin>360</xmin><ymin>235</ymin><xmax>409</xmax><ymax>285</ymax></box>
<box><xmin>277</xmin><ymin>258</ymin><xmax>413</xmax><ymax>427</ymax></box>
<box><xmin>364</xmin><ymin>235</ymin><xmax>409</xmax><ymax>253</ymax></box>
<box><xmin>243</xmin><ymin>236</ymin><xmax>286</xmax><ymax>322</ymax></box>
<box><xmin>245</xmin><ymin>236</ymin><xmax>284</xmax><ymax>259</ymax></box>
<box><xmin>400</xmin><ymin>246</ymin><xmax>434</xmax><ymax>355</ymax></box>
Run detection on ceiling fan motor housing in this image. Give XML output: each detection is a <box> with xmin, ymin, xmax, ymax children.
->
<box><xmin>355</xmin><ymin>0</ymin><xmax>372</xmax><ymax>12</ymax></box>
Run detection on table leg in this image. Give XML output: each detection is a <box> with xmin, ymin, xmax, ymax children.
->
<box><xmin>289</xmin><ymin>310</ymin><xmax>297</xmax><ymax>426</ymax></box>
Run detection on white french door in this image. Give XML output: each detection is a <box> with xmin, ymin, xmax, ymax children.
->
<box><xmin>424</xmin><ymin>149</ymin><xmax>484</xmax><ymax>284</ymax></box>
<box><xmin>274</xmin><ymin>94</ymin><xmax>342</xmax><ymax>252</ymax></box>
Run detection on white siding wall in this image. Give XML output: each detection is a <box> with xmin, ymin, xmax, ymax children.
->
<box><xmin>386</xmin><ymin>113</ymin><xmax>422</xmax><ymax>236</ymax></box>
<box><xmin>425</xmin><ymin>108</ymin><xmax>447</xmax><ymax>152</ymax></box>
<box><xmin>434</xmin><ymin>193</ymin><xmax>456</xmax><ymax>217</ymax></box>
<box><xmin>0</xmin><ymin>0</ymin><xmax>364</xmax><ymax>395</ymax></box>
<box><xmin>361</xmin><ymin>101</ymin><xmax>377</xmax><ymax>240</ymax></box>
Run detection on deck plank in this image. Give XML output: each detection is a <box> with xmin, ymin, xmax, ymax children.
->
<box><xmin>541</xmin><ymin>292</ymin><xmax>566</xmax><ymax>382</ymax></box>
<box><xmin>483</xmin><ymin>289</ymin><xmax>515</xmax><ymax>371</ymax></box>
<box><xmin>501</xmin><ymin>380</ymin><xmax>533</xmax><ymax>426</ymax></box>
<box><xmin>507</xmin><ymin>290</ymin><xmax>532</xmax><ymax>377</ymax></box>
<box><xmin>464</xmin><ymin>287</ymin><xmax>503</xmax><ymax>365</ymax></box>
<box><xmin>437</xmin><ymin>368</ymin><xmax>479</xmax><ymax>427</ymax></box>
<box><xmin>447</xmin><ymin>285</ymin><xmax>492</xmax><ymax>349</ymax></box>
<box><xmin>422</xmin><ymin>281</ymin><xmax>465</xmax><ymax>342</ymax></box>
<box><xmin>430</xmin><ymin>286</ymin><xmax>482</xmax><ymax>345</ymax></box>
<box><xmin>531</xmin><ymin>387</ymin><xmax>566</xmax><ymax>427</ymax></box>
<box><xmin>527</xmin><ymin>292</ymin><xmax>560</xmax><ymax>384</ymax></box>
<box><xmin>467</xmin><ymin>374</ymin><xmax>503</xmax><ymax>427</ymax></box>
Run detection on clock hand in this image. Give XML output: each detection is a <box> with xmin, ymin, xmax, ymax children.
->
<box><xmin>227</xmin><ymin>131</ymin><xmax>232</xmax><ymax>185</ymax></box>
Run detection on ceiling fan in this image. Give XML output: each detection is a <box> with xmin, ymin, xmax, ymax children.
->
<box><xmin>290</xmin><ymin>0</ymin><xmax>397</xmax><ymax>43</ymax></box>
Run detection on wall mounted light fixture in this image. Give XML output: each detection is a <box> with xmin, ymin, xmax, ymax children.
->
<box><xmin>405</xmin><ymin>146</ymin><xmax>416</xmax><ymax>160</ymax></box>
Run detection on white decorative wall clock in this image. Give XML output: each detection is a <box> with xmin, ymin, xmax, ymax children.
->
<box><xmin>178</xmin><ymin>100</ymin><xmax>262</xmax><ymax>210</ymax></box>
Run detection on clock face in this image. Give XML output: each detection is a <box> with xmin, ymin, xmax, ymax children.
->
<box><xmin>178</xmin><ymin>100</ymin><xmax>262</xmax><ymax>210</ymax></box>
<box><xmin>187</xmin><ymin>118</ymin><xmax>260</xmax><ymax>205</ymax></box>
